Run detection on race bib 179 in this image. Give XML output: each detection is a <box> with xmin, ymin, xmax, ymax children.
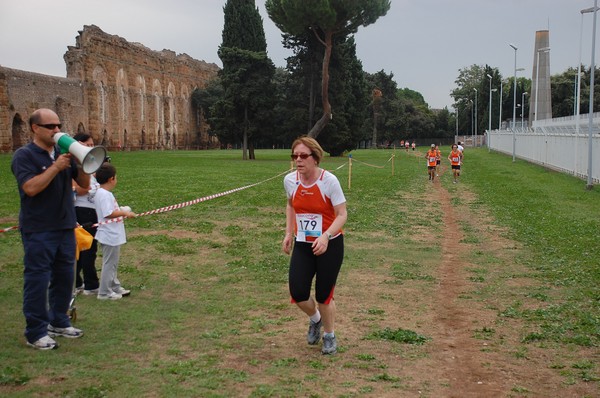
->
<box><xmin>295</xmin><ymin>213</ymin><xmax>323</xmax><ymax>242</ymax></box>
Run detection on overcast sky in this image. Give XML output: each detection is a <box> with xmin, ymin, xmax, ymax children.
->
<box><xmin>0</xmin><ymin>0</ymin><xmax>598</xmax><ymax>109</ymax></box>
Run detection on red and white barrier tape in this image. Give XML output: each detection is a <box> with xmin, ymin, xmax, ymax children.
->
<box><xmin>1</xmin><ymin>168</ymin><xmax>292</xmax><ymax>232</ymax></box>
<box><xmin>350</xmin><ymin>155</ymin><xmax>394</xmax><ymax>169</ymax></box>
<box><xmin>92</xmin><ymin>168</ymin><xmax>292</xmax><ymax>227</ymax></box>
<box><xmin>0</xmin><ymin>225</ymin><xmax>19</xmax><ymax>233</ymax></box>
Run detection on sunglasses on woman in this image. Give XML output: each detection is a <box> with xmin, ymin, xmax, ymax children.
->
<box><xmin>290</xmin><ymin>153</ymin><xmax>313</xmax><ymax>160</ymax></box>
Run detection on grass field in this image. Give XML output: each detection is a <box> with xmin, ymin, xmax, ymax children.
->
<box><xmin>0</xmin><ymin>147</ymin><xmax>598</xmax><ymax>397</ymax></box>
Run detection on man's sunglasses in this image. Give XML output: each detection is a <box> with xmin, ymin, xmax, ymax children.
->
<box><xmin>290</xmin><ymin>153</ymin><xmax>313</xmax><ymax>160</ymax></box>
<box><xmin>36</xmin><ymin>123</ymin><xmax>62</xmax><ymax>130</ymax></box>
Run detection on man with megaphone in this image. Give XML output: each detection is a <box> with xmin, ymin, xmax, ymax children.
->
<box><xmin>11</xmin><ymin>108</ymin><xmax>91</xmax><ymax>350</ymax></box>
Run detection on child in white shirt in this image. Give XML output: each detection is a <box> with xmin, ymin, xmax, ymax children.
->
<box><xmin>94</xmin><ymin>162</ymin><xmax>136</xmax><ymax>300</ymax></box>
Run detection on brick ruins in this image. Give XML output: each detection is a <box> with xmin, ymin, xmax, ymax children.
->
<box><xmin>0</xmin><ymin>25</ymin><xmax>220</xmax><ymax>152</ymax></box>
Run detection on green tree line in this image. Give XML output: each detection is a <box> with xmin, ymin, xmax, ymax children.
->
<box><xmin>192</xmin><ymin>0</ymin><xmax>455</xmax><ymax>157</ymax></box>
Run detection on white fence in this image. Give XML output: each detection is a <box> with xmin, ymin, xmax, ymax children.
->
<box><xmin>487</xmin><ymin>113</ymin><xmax>600</xmax><ymax>184</ymax></box>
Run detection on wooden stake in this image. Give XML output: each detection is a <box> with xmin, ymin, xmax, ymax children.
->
<box><xmin>348</xmin><ymin>154</ymin><xmax>352</xmax><ymax>190</ymax></box>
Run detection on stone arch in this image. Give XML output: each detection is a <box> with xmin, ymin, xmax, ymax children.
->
<box><xmin>136</xmin><ymin>75</ymin><xmax>146</xmax><ymax>123</ymax></box>
<box><xmin>152</xmin><ymin>79</ymin><xmax>164</xmax><ymax>149</ymax></box>
<box><xmin>12</xmin><ymin>113</ymin><xmax>28</xmax><ymax>150</ymax></box>
<box><xmin>166</xmin><ymin>81</ymin><xmax>177</xmax><ymax>149</ymax></box>
<box><xmin>77</xmin><ymin>122</ymin><xmax>86</xmax><ymax>135</ymax></box>
<box><xmin>116</xmin><ymin>69</ymin><xmax>129</xmax><ymax>122</ymax></box>
<box><xmin>55</xmin><ymin>97</ymin><xmax>70</xmax><ymax>131</ymax></box>
<box><xmin>101</xmin><ymin>129</ymin><xmax>109</xmax><ymax>147</ymax></box>
<box><xmin>141</xmin><ymin>128</ymin><xmax>146</xmax><ymax>150</ymax></box>
<box><xmin>181</xmin><ymin>84</ymin><xmax>190</xmax><ymax>149</ymax></box>
<box><xmin>115</xmin><ymin>69</ymin><xmax>129</xmax><ymax>149</ymax></box>
<box><xmin>92</xmin><ymin>66</ymin><xmax>109</xmax><ymax>126</ymax></box>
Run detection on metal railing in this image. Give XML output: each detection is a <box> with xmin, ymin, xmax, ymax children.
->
<box><xmin>488</xmin><ymin>113</ymin><xmax>600</xmax><ymax>183</ymax></box>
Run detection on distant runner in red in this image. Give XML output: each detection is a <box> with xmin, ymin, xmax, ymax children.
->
<box><xmin>448</xmin><ymin>144</ymin><xmax>464</xmax><ymax>183</ymax></box>
<box><xmin>426</xmin><ymin>144</ymin><xmax>438</xmax><ymax>182</ymax></box>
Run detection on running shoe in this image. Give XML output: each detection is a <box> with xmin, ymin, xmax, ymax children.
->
<box><xmin>27</xmin><ymin>335</ymin><xmax>58</xmax><ymax>350</ymax></box>
<box><xmin>48</xmin><ymin>325</ymin><xmax>83</xmax><ymax>339</ymax></box>
<box><xmin>307</xmin><ymin>319</ymin><xmax>322</xmax><ymax>345</ymax></box>
<box><xmin>322</xmin><ymin>334</ymin><xmax>337</xmax><ymax>355</ymax></box>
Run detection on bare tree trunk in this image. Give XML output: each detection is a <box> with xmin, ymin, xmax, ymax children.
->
<box><xmin>308</xmin><ymin>30</ymin><xmax>333</xmax><ymax>139</ymax></box>
<box><xmin>249</xmin><ymin>141</ymin><xmax>255</xmax><ymax>160</ymax></box>
<box><xmin>308</xmin><ymin>63</ymin><xmax>315</xmax><ymax>132</ymax></box>
<box><xmin>371</xmin><ymin>90</ymin><xmax>382</xmax><ymax>148</ymax></box>
<box><xmin>372</xmin><ymin>112</ymin><xmax>378</xmax><ymax>148</ymax></box>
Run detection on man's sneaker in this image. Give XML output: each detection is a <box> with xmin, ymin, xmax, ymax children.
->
<box><xmin>75</xmin><ymin>286</ymin><xmax>84</xmax><ymax>295</ymax></box>
<box><xmin>48</xmin><ymin>325</ymin><xmax>83</xmax><ymax>339</ymax></box>
<box><xmin>27</xmin><ymin>335</ymin><xmax>58</xmax><ymax>350</ymax></box>
<box><xmin>97</xmin><ymin>292</ymin><xmax>122</xmax><ymax>300</ymax></box>
<box><xmin>307</xmin><ymin>319</ymin><xmax>322</xmax><ymax>345</ymax></box>
<box><xmin>82</xmin><ymin>288</ymin><xmax>99</xmax><ymax>296</ymax></box>
<box><xmin>114</xmin><ymin>287</ymin><xmax>131</xmax><ymax>296</ymax></box>
<box><xmin>322</xmin><ymin>334</ymin><xmax>337</xmax><ymax>355</ymax></box>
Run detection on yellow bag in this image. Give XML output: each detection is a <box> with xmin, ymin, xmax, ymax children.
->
<box><xmin>74</xmin><ymin>226</ymin><xmax>93</xmax><ymax>260</ymax></box>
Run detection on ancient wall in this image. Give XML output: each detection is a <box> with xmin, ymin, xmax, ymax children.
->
<box><xmin>0</xmin><ymin>67</ymin><xmax>86</xmax><ymax>151</ymax></box>
<box><xmin>0</xmin><ymin>24</ymin><xmax>220</xmax><ymax>152</ymax></box>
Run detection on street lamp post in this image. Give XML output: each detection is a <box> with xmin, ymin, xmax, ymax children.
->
<box><xmin>473</xmin><ymin>88</ymin><xmax>478</xmax><ymax>146</ymax></box>
<box><xmin>578</xmin><ymin>7</ymin><xmax>599</xmax><ymax>132</ymax></box>
<box><xmin>534</xmin><ymin>47</ymin><xmax>550</xmax><ymax>133</ymax></box>
<box><xmin>487</xmin><ymin>74</ymin><xmax>497</xmax><ymax>152</ymax></box>
<box><xmin>578</xmin><ymin>5</ymin><xmax>599</xmax><ymax>182</ymax></box>
<box><xmin>587</xmin><ymin>0</ymin><xmax>598</xmax><ymax>189</ymax></box>
<box><xmin>455</xmin><ymin>105</ymin><xmax>459</xmax><ymax>142</ymax></box>
<box><xmin>469</xmin><ymin>99</ymin><xmax>474</xmax><ymax>139</ymax></box>
<box><xmin>521</xmin><ymin>92</ymin><xmax>528</xmax><ymax>129</ymax></box>
<box><xmin>499</xmin><ymin>81</ymin><xmax>503</xmax><ymax>130</ymax></box>
<box><xmin>510</xmin><ymin>43</ymin><xmax>518</xmax><ymax>162</ymax></box>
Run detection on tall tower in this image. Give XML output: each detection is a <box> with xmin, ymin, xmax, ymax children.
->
<box><xmin>529</xmin><ymin>30</ymin><xmax>552</xmax><ymax>125</ymax></box>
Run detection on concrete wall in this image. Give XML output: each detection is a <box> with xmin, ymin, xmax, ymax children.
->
<box><xmin>529</xmin><ymin>30</ymin><xmax>552</xmax><ymax>125</ymax></box>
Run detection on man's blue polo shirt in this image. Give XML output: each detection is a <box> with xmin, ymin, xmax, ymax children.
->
<box><xmin>11</xmin><ymin>143</ymin><xmax>79</xmax><ymax>233</ymax></box>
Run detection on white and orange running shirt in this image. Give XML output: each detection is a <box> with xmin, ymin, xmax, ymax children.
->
<box><xmin>284</xmin><ymin>169</ymin><xmax>346</xmax><ymax>242</ymax></box>
<box><xmin>449</xmin><ymin>149</ymin><xmax>462</xmax><ymax>166</ymax></box>
<box><xmin>426</xmin><ymin>150</ymin><xmax>437</xmax><ymax>167</ymax></box>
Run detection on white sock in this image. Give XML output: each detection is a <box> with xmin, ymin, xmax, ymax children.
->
<box><xmin>309</xmin><ymin>310</ymin><xmax>321</xmax><ymax>323</ymax></box>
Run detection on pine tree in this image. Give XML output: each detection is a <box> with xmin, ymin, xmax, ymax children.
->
<box><xmin>266</xmin><ymin>0</ymin><xmax>390</xmax><ymax>139</ymax></box>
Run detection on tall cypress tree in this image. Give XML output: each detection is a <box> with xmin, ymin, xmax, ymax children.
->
<box><xmin>218</xmin><ymin>0</ymin><xmax>274</xmax><ymax>159</ymax></box>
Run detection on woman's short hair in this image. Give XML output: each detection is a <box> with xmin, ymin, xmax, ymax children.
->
<box><xmin>291</xmin><ymin>136</ymin><xmax>324</xmax><ymax>165</ymax></box>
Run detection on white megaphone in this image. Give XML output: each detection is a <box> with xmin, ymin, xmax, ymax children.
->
<box><xmin>53</xmin><ymin>132</ymin><xmax>107</xmax><ymax>174</ymax></box>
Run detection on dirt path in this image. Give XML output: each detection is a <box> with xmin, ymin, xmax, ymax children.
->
<box><xmin>427</xmin><ymin>174</ymin><xmax>507</xmax><ymax>396</ymax></box>
<box><xmin>387</xmin><ymin>166</ymin><xmax>598</xmax><ymax>397</ymax></box>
